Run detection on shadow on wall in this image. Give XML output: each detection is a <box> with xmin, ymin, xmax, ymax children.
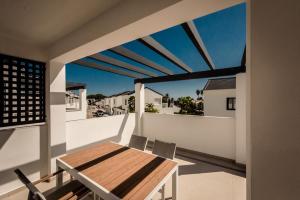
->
<box><xmin>67</xmin><ymin>114</ymin><xmax>130</xmax><ymax>153</ymax></box>
<box><xmin>0</xmin><ymin>129</ymin><xmax>14</xmax><ymax>150</ymax></box>
<box><xmin>0</xmin><ymin>114</ymin><xmax>132</xmax><ymax>189</ymax></box>
<box><xmin>0</xmin><ymin>125</ymin><xmax>48</xmax><ymax>188</ymax></box>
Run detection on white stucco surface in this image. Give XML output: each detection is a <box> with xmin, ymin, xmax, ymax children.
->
<box><xmin>66</xmin><ymin>114</ymin><xmax>135</xmax><ymax>151</ymax></box>
<box><xmin>204</xmin><ymin>89</ymin><xmax>236</xmax><ymax>117</ymax></box>
<box><xmin>143</xmin><ymin>113</ymin><xmax>237</xmax><ymax>160</ymax></box>
<box><xmin>0</xmin><ymin>125</ymin><xmax>45</xmax><ymax>195</ymax></box>
<box><xmin>235</xmin><ymin>73</ymin><xmax>247</xmax><ymax>164</ymax></box>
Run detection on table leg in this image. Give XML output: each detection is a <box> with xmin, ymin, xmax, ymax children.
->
<box><xmin>172</xmin><ymin>167</ymin><xmax>178</xmax><ymax>200</ymax></box>
<box><xmin>161</xmin><ymin>184</ymin><xmax>165</xmax><ymax>200</ymax></box>
<box><xmin>56</xmin><ymin>165</ymin><xmax>63</xmax><ymax>188</ymax></box>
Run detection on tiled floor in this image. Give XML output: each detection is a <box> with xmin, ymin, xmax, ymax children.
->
<box><xmin>1</xmin><ymin>155</ymin><xmax>246</xmax><ymax>200</ymax></box>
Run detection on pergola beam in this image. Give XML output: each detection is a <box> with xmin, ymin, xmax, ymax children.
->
<box><xmin>89</xmin><ymin>53</ymin><xmax>157</xmax><ymax>77</ymax></box>
<box><xmin>110</xmin><ymin>46</ymin><xmax>173</xmax><ymax>75</ymax></box>
<box><xmin>134</xmin><ymin>66</ymin><xmax>246</xmax><ymax>84</ymax></box>
<box><xmin>182</xmin><ymin>21</ymin><xmax>215</xmax><ymax>70</ymax></box>
<box><xmin>241</xmin><ymin>46</ymin><xmax>246</xmax><ymax>66</ymax></box>
<box><xmin>73</xmin><ymin>60</ymin><xmax>143</xmax><ymax>79</ymax></box>
<box><xmin>139</xmin><ymin>36</ymin><xmax>193</xmax><ymax>73</ymax></box>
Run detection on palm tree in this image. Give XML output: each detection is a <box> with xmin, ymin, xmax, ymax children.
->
<box><xmin>196</xmin><ymin>89</ymin><xmax>204</xmax><ymax>100</ymax></box>
<box><xmin>196</xmin><ymin>89</ymin><xmax>201</xmax><ymax>99</ymax></box>
<box><xmin>162</xmin><ymin>93</ymin><xmax>169</xmax><ymax>104</ymax></box>
<box><xmin>128</xmin><ymin>96</ymin><xmax>135</xmax><ymax>113</ymax></box>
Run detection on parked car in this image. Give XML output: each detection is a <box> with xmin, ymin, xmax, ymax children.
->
<box><xmin>93</xmin><ymin>110</ymin><xmax>110</xmax><ymax>117</ymax></box>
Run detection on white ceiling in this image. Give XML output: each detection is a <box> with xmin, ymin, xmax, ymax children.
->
<box><xmin>0</xmin><ymin>0</ymin><xmax>122</xmax><ymax>47</ymax></box>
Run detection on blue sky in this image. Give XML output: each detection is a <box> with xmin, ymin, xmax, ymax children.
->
<box><xmin>66</xmin><ymin>3</ymin><xmax>246</xmax><ymax>99</ymax></box>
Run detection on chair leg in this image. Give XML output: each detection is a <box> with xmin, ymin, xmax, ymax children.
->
<box><xmin>161</xmin><ymin>184</ymin><xmax>165</xmax><ymax>200</ymax></box>
<box><xmin>93</xmin><ymin>193</ymin><xmax>97</xmax><ymax>200</ymax></box>
<box><xmin>93</xmin><ymin>193</ymin><xmax>103</xmax><ymax>200</ymax></box>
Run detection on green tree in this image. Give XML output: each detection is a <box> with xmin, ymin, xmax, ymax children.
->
<box><xmin>170</xmin><ymin>97</ymin><xmax>174</xmax><ymax>105</ymax></box>
<box><xmin>196</xmin><ymin>89</ymin><xmax>201</xmax><ymax>99</ymax></box>
<box><xmin>177</xmin><ymin>96</ymin><xmax>194</xmax><ymax>114</ymax></box>
<box><xmin>128</xmin><ymin>96</ymin><xmax>135</xmax><ymax>113</ymax></box>
<box><xmin>196</xmin><ymin>89</ymin><xmax>203</xmax><ymax>100</ymax></box>
<box><xmin>162</xmin><ymin>93</ymin><xmax>169</xmax><ymax>103</ymax></box>
<box><xmin>145</xmin><ymin>103</ymin><xmax>159</xmax><ymax>113</ymax></box>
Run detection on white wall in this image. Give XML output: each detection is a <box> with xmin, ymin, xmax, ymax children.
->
<box><xmin>66</xmin><ymin>114</ymin><xmax>135</xmax><ymax>151</ymax></box>
<box><xmin>66</xmin><ymin>110</ymin><xmax>86</xmax><ymax>121</ymax></box>
<box><xmin>143</xmin><ymin>113</ymin><xmax>237</xmax><ymax>160</ymax></box>
<box><xmin>249</xmin><ymin>0</ymin><xmax>300</xmax><ymax>199</ymax></box>
<box><xmin>236</xmin><ymin>73</ymin><xmax>247</xmax><ymax>164</ymax></box>
<box><xmin>204</xmin><ymin>89</ymin><xmax>236</xmax><ymax>117</ymax></box>
<box><xmin>47</xmin><ymin>62</ymin><xmax>66</xmax><ymax>173</ymax></box>
<box><xmin>160</xmin><ymin>106</ymin><xmax>180</xmax><ymax>114</ymax></box>
<box><xmin>0</xmin><ymin>125</ymin><xmax>47</xmax><ymax>196</ymax></box>
<box><xmin>145</xmin><ymin>89</ymin><xmax>162</xmax><ymax>110</ymax></box>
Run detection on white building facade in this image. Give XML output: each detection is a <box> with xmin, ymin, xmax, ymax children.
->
<box><xmin>203</xmin><ymin>78</ymin><xmax>236</xmax><ymax>117</ymax></box>
<box><xmin>104</xmin><ymin>87</ymin><xmax>163</xmax><ymax>115</ymax></box>
<box><xmin>65</xmin><ymin>82</ymin><xmax>87</xmax><ymax>121</ymax></box>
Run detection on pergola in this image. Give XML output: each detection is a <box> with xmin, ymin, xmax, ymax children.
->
<box><xmin>70</xmin><ymin>7</ymin><xmax>246</xmax><ymax>133</ymax></box>
<box><xmin>72</xmin><ymin>23</ymin><xmax>246</xmax><ymax>83</ymax></box>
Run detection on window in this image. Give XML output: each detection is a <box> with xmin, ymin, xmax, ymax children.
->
<box><xmin>0</xmin><ymin>54</ymin><xmax>46</xmax><ymax>128</ymax></box>
<box><xmin>125</xmin><ymin>99</ymin><xmax>127</xmax><ymax>105</ymax></box>
<box><xmin>226</xmin><ymin>97</ymin><xmax>236</xmax><ymax>110</ymax></box>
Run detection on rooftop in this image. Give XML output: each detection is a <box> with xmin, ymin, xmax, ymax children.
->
<box><xmin>66</xmin><ymin>82</ymin><xmax>86</xmax><ymax>90</ymax></box>
<box><xmin>203</xmin><ymin>77</ymin><xmax>236</xmax><ymax>90</ymax></box>
<box><xmin>107</xmin><ymin>87</ymin><xmax>163</xmax><ymax>98</ymax></box>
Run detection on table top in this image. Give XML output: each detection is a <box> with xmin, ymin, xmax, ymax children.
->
<box><xmin>58</xmin><ymin>142</ymin><xmax>177</xmax><ymax>200</ymax></box>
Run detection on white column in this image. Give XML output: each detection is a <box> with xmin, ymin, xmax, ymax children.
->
<box><xmin>79</xmin><ymin>88</ymin><xmax>87</xmax><ymax>118</ymax></box>
<box><xmin>46</xmin><ymin>61</ymin><xmax>66</xmax><ymax>173</ymax></box>
<box><xmin>109</xmin><ymin>98</ymin><xmax>114</xmax><ymax>115</ymax></box>
<box><xmin>135</xmin><ymin>83</ymin><xmax>145</xmax><ymax>135</ymax></box>
<box><xmin>235</xmin><ymin>73</ymin><xmax>246</xmax><ymax>164</ymax></box>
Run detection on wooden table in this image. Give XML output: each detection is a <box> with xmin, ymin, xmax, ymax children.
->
<box><xmin>56</xmin><ymin>142</ymin><xmax>178</xmax><ymax>200</ymax></box>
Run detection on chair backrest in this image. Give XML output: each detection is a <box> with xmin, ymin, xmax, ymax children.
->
<box><xmin>128</xmin><ymin>135</ymin><xmax>148</xmax><ymax>151</ymax></box>
<box><xmin>14</xmin><ymin>169</ymin><xmax>46</xmax><ymax>200</ymax></box>
<box><xmin>152</xmin><ymin>139</ymin><xmax>176</xmax><ymax>160</ymax></box>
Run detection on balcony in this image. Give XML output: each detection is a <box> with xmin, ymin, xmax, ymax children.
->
<box><xmin>0</xmin><ymin>0</ymin><xmax>298</xmax><ymax>199</ymax></box>
<box><xmin>1</xmin><ymin>112</ymin><xmax>246</xmax><ymax>200</ymax></box>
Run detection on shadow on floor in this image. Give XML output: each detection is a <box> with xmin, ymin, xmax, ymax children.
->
<box><xmin>177</xmin><ymin>155</ymin><xmax>246</xmax><ymax>178</ymax></box>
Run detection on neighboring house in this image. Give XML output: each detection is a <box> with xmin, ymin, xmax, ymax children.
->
<box><xmin>87</xmin><ymin>98</ymin><xmax>96</xmax><ymax>105</ymax></box>
<box><xmin>104</xmin><ymin>87</ymin><xmax>163</xmax><ymax>115</ymax></box>
<box><xmin>66</xmin><ymin>90</ymin><xmax>80</xmax><ymax>110</ymax></box>
<box><xmin>203</xmin><ymin>77</ymin><xmax>236</xmax><ymax>117</ymax></box>
<box><xmin>65</xmin><ymin>82</ymin><xmax>87</xmax><ymax>121</ymax></box>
